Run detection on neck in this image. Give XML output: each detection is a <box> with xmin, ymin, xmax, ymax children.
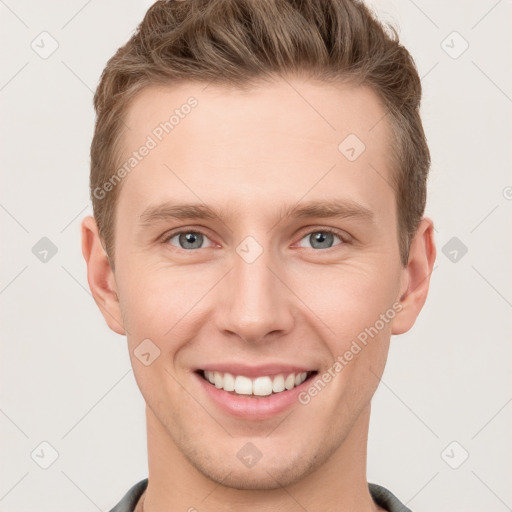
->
<box><xmin>142</xmin><ymin>403</ymin><xmax>381</xmax><ymax>512</ymax></box>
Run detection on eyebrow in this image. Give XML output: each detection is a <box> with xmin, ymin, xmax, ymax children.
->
<box><xmin>138</xmin><ymin>199</ymin><xmax>375</xmax><ymax>227</ymax></box>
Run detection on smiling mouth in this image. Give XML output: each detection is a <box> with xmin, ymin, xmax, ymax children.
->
<box><xmin>196</xmin><ymin>369</ymin><xmax>318</xmax><ymax>397</ymax></box>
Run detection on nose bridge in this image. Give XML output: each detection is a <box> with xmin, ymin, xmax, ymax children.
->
<box><xmin>217</xmin><ymin>237</ymin><xmax>293</xmax><ymax>343</ymax></box>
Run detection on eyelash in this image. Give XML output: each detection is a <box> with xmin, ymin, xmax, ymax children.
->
<box><xmin>160</xmin><ymin>227</ymin><xmax>351</xmax><ymax>252</ymax></box>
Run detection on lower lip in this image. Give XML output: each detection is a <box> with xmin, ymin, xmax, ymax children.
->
<box><xmin>195</xmin><ymin>372</ymin><xmax>314</xmax><ymax>420</ymax></box>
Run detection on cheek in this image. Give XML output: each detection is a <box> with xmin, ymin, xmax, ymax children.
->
<box><xmin>293</xmin><ymin>261</ymin><xmax>398</xmax><ymax>347</ymax></box>
<box><xmin>117</xmin><ymin>263</ymin><xmax>199</xmax><ymax>343</ymax></box>
<box><xmin>117</xmin><ymin>246</ymin><xmax>400</xmax><ymax>357</ymax></box>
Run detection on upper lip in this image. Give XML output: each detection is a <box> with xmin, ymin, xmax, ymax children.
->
<box><xmin>197</xmin><ymin>363</ymin><xmax>317</xmax><ymax>378</ymax></box>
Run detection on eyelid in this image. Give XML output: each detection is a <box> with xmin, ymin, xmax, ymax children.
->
<box><xmin>159</xmin><ymin>227</ymin><xmax>217</xmax><ymax>248</ymax></box>
<box><xmin>293</xmin><ymin>226</ymin><xmax>352</xmax><ymax>250</ymax></box>
<box><xmin>295</xmin><ymin>226</ymin><xmax>352</xmax><ymax>243</ymax></box>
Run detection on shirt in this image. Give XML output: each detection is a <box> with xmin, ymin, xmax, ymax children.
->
<box><xmin>108</xmin><ymin>478</ymin><xmax>413</xmax><ymax>512</ymax></box>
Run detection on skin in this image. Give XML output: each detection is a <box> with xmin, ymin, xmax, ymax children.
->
<box><xmin>82</xmin><ymin>77</ymin><xmax>436</xmax><ymax>512</ymax></box>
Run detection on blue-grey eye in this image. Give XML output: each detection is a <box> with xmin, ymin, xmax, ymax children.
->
<box><xmin>298</xmin><ymin>230</ymin><xmax>343</xmax><ymax>250</ymax></box>
<box><xmin>169</xmin><ymin>231</ymin><xmax>207</xmax><ymax>250</ymax></box>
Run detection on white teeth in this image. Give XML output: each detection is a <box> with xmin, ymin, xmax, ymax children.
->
<box><xmin>235</xmin><ymin>375</ymin><xmax>253</xmax><ymax>395</ymax></box>
<box><xmin>285</xmin><ymin>373</ymin><xmax>295</xmax><ymax>390</ymax></box>
<box><xmin>223</xmin><ymin>372</ymin><xmax>235</xmax><ymax>391</ymax></box>
<box><xmin>272</xmin><ymin>374</ymin><xmax>285</xmax><ymax>393</ymax></box>
<box><xmin>253</xmin><ymin>376</ymin><xmax>273</xmax><ymax>396</ymax></box>
<box><xmin>202</xmin><ymin>370</ymin><xmax>310</xmax><ymax>396</ymax></box>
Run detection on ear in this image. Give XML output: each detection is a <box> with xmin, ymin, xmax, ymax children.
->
<box><xmin>391</xmin><ymin>217</ymin><xmax>436</xmax><ymax>335</ymax></box>
<box><xmin>81</xmin><ymin>215</ymin><xmax>126</xmax><ymax>335</ymax></box>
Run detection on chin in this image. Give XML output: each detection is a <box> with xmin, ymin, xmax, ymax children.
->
<box><xmin>194</xmin><ymin>456</ymin><xmax>318</xmax><ymax>490</ymax></box>
<box><xmin>178</xmin><ymin>435</ymin><xmax>331</xmax><ymax>491</ymax></box>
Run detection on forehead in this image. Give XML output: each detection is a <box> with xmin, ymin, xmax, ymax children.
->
<box><xmin>117</xmin><ymin>77</ymin><xmax>394</xmax><ymax>219</ymax></box>
<box><xmin>123</xmin><ymin>77</ymin><xmax>390</xmax><ymax>151</ymax></box>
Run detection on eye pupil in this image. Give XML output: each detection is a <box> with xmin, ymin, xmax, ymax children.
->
<box><xmin>179</xmin><ymin>232</ymin><xmax>203</xmax><ymax>249</ymax></box>
<box><xmin>310</xmin><ymin>231</ymin><xmax>334</xmax><ymax>249</ymax></box>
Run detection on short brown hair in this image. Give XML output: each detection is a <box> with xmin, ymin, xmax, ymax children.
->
<box><xmin>90</xmin><ymin>0</ymin><xmax>430</xmax><ymax>268</ymax></box>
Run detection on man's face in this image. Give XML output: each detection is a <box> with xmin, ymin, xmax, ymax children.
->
<box><xmin>111</xmin><ymin>78</ymin><xmax>405</xmax><ymax>488</ymax></box>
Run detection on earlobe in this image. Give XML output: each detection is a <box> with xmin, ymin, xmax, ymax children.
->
<box><xmin>391</xmin><ymin>217</ymin><xmax>436</xmax><ymax>336</ymax></box>
<box><xmin>81</xmin><ymin>215</ymin><xmax>126</xmax><ymax>335</ymax></box>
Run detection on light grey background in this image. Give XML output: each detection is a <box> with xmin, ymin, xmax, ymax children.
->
<box><xmin>1</xmin><ymin>1</ymin><xmax>511</xmax><ymax>511</ymax></box>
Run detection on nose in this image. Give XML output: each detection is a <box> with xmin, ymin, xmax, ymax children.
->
<box><xmin>215</xmin><ymin>242</ymin><xmax>295</xmax><ymax>344</ymax></box>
